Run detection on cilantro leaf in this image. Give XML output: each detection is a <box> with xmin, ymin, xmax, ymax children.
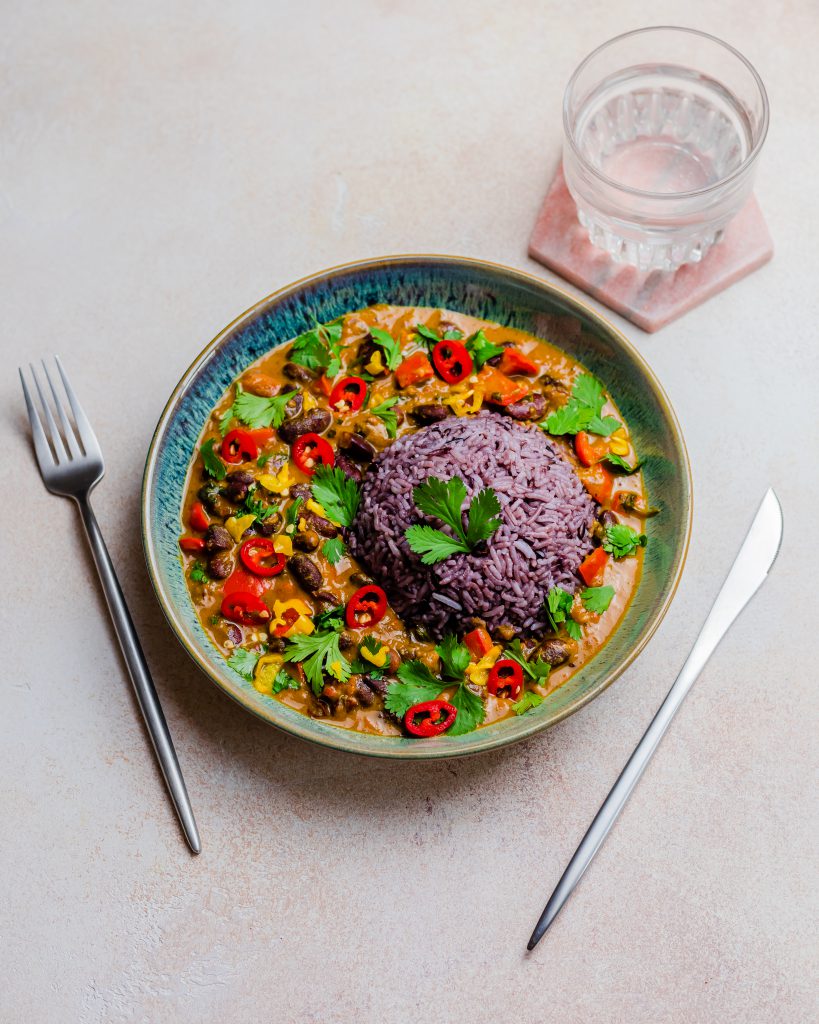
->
<box><xmin>435</xmin><ymin>635</ymin><xmax>471</xmax><ymax>680</ymax></box>
<box><xmin>272</xmin><ymin>668</ymin><xmax>300</xmax><ymax>694</ymax></box>
<box><xmin>231</xmin><ymin>386</ymin><xmax>292</xmax><ymax>430</ymax></box>
<box><xmin>312</xmin><ymin>604</ymin><xmax>344</xmax><ymax>631</ymax></box>
<box><xmin>257</xmin><ymin>452</ymin><xmax>274</xmax><ymax>468</ymax></box>
<box><xmin>311</xmin><ymin>466</ymin><xmax>361</xmax><ymax>527</ymax></box>
<box><xmin>371</xmin><ymin>396</ymin><xmax>400</xmax><ymax>438</ymax></box>
<box><xmin>581</xmin><ymin>585</ymin><xmax>615</xmax><ymax>614</ymax></box>
<box><xmin>385</xmin><ymin>661</ymin><xmax>443</xmax><ymax>717</ymax></box>
<box><xmin>369</xmin><ymin>327</ymin><xmax>403</xmax><ymax>371</ymax></box>
<box><xmin>566</xmin><ymin>619</ymin><xmax>583</xmax><ymax>641</ymax></box>
<box><xmin>285</xmin><ymin>496</ymin><xmax>304</xmax><ymax>528</ymax></box>
<box><xmin>545</xmin><ymin>586</ymin><xmax>574</xmax><ymax>632</ymax></box>
<box><xmin>283</xmin><ymin>629</ymin><xmax>350</xmax><ymax>695</ymax></box>
<box><xmin>465</xmin><ymin>329</ymin><xmax>504</xmax><ymax>370</ymax></box>
<box><xmin>513</xmin><ymin>691</ymin><xmax>545</xmax><ymax>715</ymax></box>
<box><xmin>201</xmin><ymin>438</ymin><xmax>227</xmax><ymax>479</ymax></box>
<box><xmin>243</xmin><ymin>489</ymin><xmax>278</xmax><ymax>521</ymax></box>
<box><xmin>505</xmin><ymin>639</ymin><xmax>552</xmax><ymax>679</ymax></box>
<box><xmin>414</xmin><ymin>323</ymin><xmax>441</xmax><ymax>347</ymax></box>
<box><xmin>603</xmin><ymin>453</ymin><xmax>643</xmax><ymax>474</ymax></box>
<box><xmin>321</xmin><ymin>537</ymin><xmax>346</xmax><ymax>565</ymax></box>
<box><xmin>586</xmin><ymin>414</ymin><xmax>622</xmax><ymax>437</ymax></box>
<box><xmin>571</xmin><ymin>373</ymin><xmax>605</xmax><ymax>415</ymax></box>
<box><xmin>603</xmin><ymin>524</ymin><xmax>647</xmax><ymax>559</ymax></box>
<box><xmin>289</xmin><ymin>321</ymin><xmax>343</xmax><ymax>375</ymax></box>
<box><xmin>543</xmin><ymin>399</ymin><xmax>594</xmax><ymax>436</ymax></box>
<box><xmin>404</xmin><ymin>525</ymin><xmax>469</xmax><ymax>564</ymax></box>
<box><xmin>447</xmin><ymin>682</ymin><xmax>486</xmax><ymax>735</ymax></box>
<box><xmin>442</xmin><ymin>328</ymin><xmax>463</xmax><ymax>340</ymax></box>
<box><xmin>190</xmin><ymin>561</ymin><xmax>209</xmax><ymax>583</ymax></box>
<box><xmin>413</xmin><ymin>475</ymin><xmax>468</xmax><ymax>535</ymax></box>
<box><xmin>219</xmin><ymin>408</ymin><xmax>235</xmax><ymax>436</ymax></box>
<box><xmin>464</xmin><ymin>487</ymin><xmax>502</xmax><ymax>547</ymax></box>
<box><xmin>227</xmin><ymin>648</ymin><xmax>261</xmax><ymax>680</ymax></box>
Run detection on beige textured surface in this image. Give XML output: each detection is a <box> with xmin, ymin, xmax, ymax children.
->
<box><xmin>2</xmin><ymin>2</ymin><xmax>818</xmax><ymax>1022</ymax></box>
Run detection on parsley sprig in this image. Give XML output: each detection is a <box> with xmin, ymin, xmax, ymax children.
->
<box><xmin>385</xmin><ymin>635</ymin><xmax>485</xmax><ymax>735</ymax></box>
<box><xmin>200</xmin><ymin>438</ymin><xmax>227</xmax><ymax>479</ymax></box>
<box><xmin>545</xmin><ymin>587</ymin><xmax>582</xmax><ymax>640</ymax></box>
<box><xmin>542</xmin><ymin>373</ymin><xmax>622</xmax><ymax>438</ymax></box>
<box><xmin>289</xmin><ymin>320</ymin><xmax>343</xmax><ymax>377</ymax></box>
<box><xmin>220</xmin><ymin>384</ymin><xmax>293</xmax><ymax>434</ymax></box>
<box><xmin>603</xmin><ymin>524</ymin><xmax>647</xmax><ymax>559</ymax></box>
<box><xmin>404</xmin><ymin>476</ymin><xmax>501</xmax><ymax>564</ymax></box>
<box><xmin>284</xmin><ymin>627</ymin><xmax>350</xmax><ymax>695</ymax></box>
<box><xmin>369</xmin><ymin>327</ymin><xmax>403</xmax><ymax>371</ymax></box>
<box><xmin>321</xmin><ymin>537</ymin><xmax>346</xmax><ymax>565</ymax></box>
<box><xmin>311</xmin><ymin>465</ymin><xmax>361</xmax><ymax>527</ymax></box>
<box><xmin>371</xmin><ymin>396</ymin><xmax>401</xmax><ymax>438</ymax></box>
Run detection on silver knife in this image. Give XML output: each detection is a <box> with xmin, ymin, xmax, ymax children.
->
<box><xmin>527</xmin><ymin>488</ymin><xmax>784</xmax><ymax>949</ymax></box>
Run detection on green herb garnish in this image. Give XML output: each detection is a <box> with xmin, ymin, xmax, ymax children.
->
<box><xmin>369</xmin><ymin>327</ymin><xmax>403</xmax><ymax>371</ymax></box>
<box><xmin>465</xmin><ymin>329</ymin><xmax>505</xmax><ymax>369</ymax></box>
<box><xmin>227</xmin><ymin>648</ymin><xmax>261</xmax><ymax>680</ymax></box>
<box><xmin>283</xmin><ymin>628</ymin><xmax>350</xmax><ymax>695</ymax></box>
<box><xmin>285</xmin><ymin>496</ymin><xmax>304</xmax><ymax>528</ymax></box>
<box><xmin>512</xmin><ymin>691</ymin><xmax>545</xmax><ymax>715</ymax></box>
<box><xmin>312</xmin><ymin>604</ymin><xmax>345</xmax><ymax>631</ymax></box>
<box><xmin>544</xmin><ymin>587</ymin><xmax>582</xmax><ymax>641</ymax></box>
<box><xmin>189</xmin><ymin>561</ymin><xmax>209</xmax><ymax>583</ymax></box>
<box><xmin>243</xmin><ymin>489</ymin><xmax>278</xmax><ymax>521</ymax></box>
<box><xmin>311</xmin><ymin>465</ymin><xmax>361</xmax><ymax>527</ymax></box>
<box><xmin>272</xmin><ymin>668</ymin><xmax>300</xmax><ymax>694</ymax></box>
<box><xmin>505</xmin><ymin>639</ymin><xmax>552</xmax><ymax>680</ymax></box>
<box><xmin>289</xmin><ymin>320</ymin><xmax>343</xmax><ymax>377</ymax></box>
<box><xmin>603</xmin><ymin>452</ymin><xmax>643</xmax><ymax>474</ymax></box>
<box><xmin>227</xmin><ymin>384</ymin><xmax>293</xmax><ymax>430</ymax></box>
<box><xmin>603</xmin><ymin>524</ymin><xmax>647</xmax><ymax>559</ymax></box>
<box><xmin>414</xmin><ymin>323</ymin><xmax>441</xmax><ymax>348</ymax></box>
<box><xmin>581</xmin><ymin>585</ymin><xmax>615</xmax><ymax>614</ymax></box>
<box><xmin>321</xmin><ymin>537</ymin><xmax>346</xmax><ymax>565</ymax></box>
<box><xmin>542</xmin><ymin>373</ymin><xmax>622</xmax><ymax>438</ymax></box>
<box><xmin>371</xmin><ymin>396</ymin><xmax>401</xmax><ymax>438</ymax></box>
<box><xmin>385</xmin><ymin>634</ymin><xmax>486</xmax><ymax>734</ymax></box>
<box><xmin>200</xmin><ymin>438</ymin><xmax>227</xmax><ymax>479</ymax></box>
<box><xmin>404</xmin><ymin>476</ymin><xmax>501</xmax><ymax>564</ymax></box>
<box><xmin>257</xmin><ymin>452</ymin><xmax>274</xmax><ymax>468</ymax></box>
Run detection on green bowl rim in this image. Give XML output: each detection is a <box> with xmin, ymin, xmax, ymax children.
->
<box><xmin>141</xmin><ymin>254</ymin><xmax>693</xmax><ymax>759</ymax></box>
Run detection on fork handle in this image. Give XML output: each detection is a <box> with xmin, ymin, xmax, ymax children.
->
<box><xmin>76</xmin><ymin>495</ymin><xmax>201</xmax><ymax>854</ymax></box>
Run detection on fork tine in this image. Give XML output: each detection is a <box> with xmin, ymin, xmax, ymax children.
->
<box><xmin>19</xmin><ymin>368</ymin><xmax>56</xmax><ymax>472</ymax></box>
<box><xmin>54</xmin><ymin>355</ymin><xmax>101</xmax><ymax>456</ymax></box>
<box><xmin>42</xmin><ymin>359</ymin><xmax>82</xmax><ymax>459</ymax></box>
<box><xmin>29</xmin><ymin>362</ymin><xmax>68</xmax><ymax>463</ymax></box>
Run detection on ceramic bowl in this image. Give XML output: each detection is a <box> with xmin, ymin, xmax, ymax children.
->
<box><xmin>142</xmin><ymin>256</ymin><xmax>692</xmax><ymax>758</ymax></box>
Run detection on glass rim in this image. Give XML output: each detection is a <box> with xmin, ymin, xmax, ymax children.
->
<box><xmin>562</xmin><ymin>25</ymin><xmax>770</xmax><ymax>201</ymax></box>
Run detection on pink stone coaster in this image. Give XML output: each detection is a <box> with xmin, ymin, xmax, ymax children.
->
<box><xmin>528</xmin><ymin>165</ymin><xmax>774</xmax><ymax>333</ymax></box>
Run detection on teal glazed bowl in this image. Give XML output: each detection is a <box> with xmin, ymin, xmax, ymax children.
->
<box><xmin>142</xmin><ymin>256</ymin><xmax>692</xmax><ymax>759</ymax></box>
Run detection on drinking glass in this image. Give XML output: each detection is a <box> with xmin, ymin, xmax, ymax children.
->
<box><xmin>562</xmin><ymin>27</ymin><xmax>769</xmax><ymax>271</ymax></box>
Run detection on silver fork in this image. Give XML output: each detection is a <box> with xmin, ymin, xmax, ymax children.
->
<box><xmin>19</xmin><ymin>357</ymin><xmax>201</xmax><ymax>854</ymax></box>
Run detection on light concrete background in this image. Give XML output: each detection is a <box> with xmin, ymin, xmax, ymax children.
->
<box><xmin>2</xmin><ymin>2</ymin><xmax>817</xmax><ymax>1022</ymax></box>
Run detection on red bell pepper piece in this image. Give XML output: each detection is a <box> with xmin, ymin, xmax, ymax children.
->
<box><xmin>239</xmin><ymin>538</ymin><xmax>287</xmax><ymax>577</ymax></box>
<box><xmin>498</xmin><ymin>346</ymin><xmax>538</xmax><ymax>376</ymax></box>
<box><xmin>223</xmin><ymin>565</ymin><xmax>269</xmax><ymax>599</ymax></box>
<box><xmin>575</xmin><ymin>431</ymin><xmax>610</xmax><ymax>467</ymax></box>
<box><xmin>189</xmin><ymin>501</ymin><xmax>209</xmax><ymax>532</ymax></box>
<box><xmin>395</xmin><ymin>352</ymin><xmax>434</xmax><ymax>388</ymax></box>
<box><xmin>316</xmin><ymin>375</ymin><xmax>334</xmax><ymax>398</ymax></box>
<box><xmin>464</xmin><ymin>627</ymin><xmax>493</xmax><ymax>659</ymax></box>
<box><xmin>291</xmin><ymin>432</ymin><xmax>335</xmax><ymax>475</ymax></box>
<box><xmin>580</xmin><ymin>463</ymin><xmax>614</xmax><ymax>504</ymax></box>
<box><xmin>579</xmin><ymin>546</ymin><xmax>608</xmax><ymax>586</ymax></box>
<box><xmin>476</xmin><ymin>366</ymin><xmax>529</xmax><ymax>407</ymax></box>
<box><xmin>432</xmin><ymin>339</ymin><xmax>473</xmax><ymax>384</ymax></box>
<box><xmin>345</xmin><ymin>585</ymin><xmax>388</xmax><ymax>628</ymax></box>
<box><xmin>404</xmin><ymin>700</ymin><xmax>457</xmax><ymax>737</ymax></box>
<box><xmin>179</xmin><ymin>536</ymin><xmax>206</xmax><ymax>553</ymax></box>
<box><xmin>486</xmin><ymin>659</ymin><xmax>524</xmax><ymax>700</ymax></box>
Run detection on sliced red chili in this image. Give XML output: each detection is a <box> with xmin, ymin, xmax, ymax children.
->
<box><xmin>345</xmin><ymin>584</ymin><xmax>388</xmax><ymax>628</ymax></box>
<box><xmin>189</xmin><ymin>501</ymin><xmax>209</xmax><ymax>532</ymax></box>
<box><xmin>404</xmin><ymin>700</ymin><xmax>457</xmax><ymax>737</ymax></box>
<box><xmin>221</xmin><ymin>429</ymin><xmax>259</xmax><ymax>464</ymax></box>
<box><xmin>220</xmin><ymin>591</ymin><xmax>270</xmax><ymax>625</ymax></box>
<box><xmin>432</xmin><ymin>339</ymin><xmax>473</xmax><ymax>385</ymax></box>
<box><xmin>179</xmin><ymin>536</ymin><xmax>206</xmax><ymax>553</ymax></box>
<box><xmin>487</xmin><ymin>659</ymin><xmax>524</xmax><ymax>700</ymax></box>
<box><xmin>239</xmin><ymin>538</ymin><xmax>287</xmax><ymax>577</ymax></box>
<box><xmin>328</xmin><ymin>376</ymin><xmax>367</xmax><ymax>412</ymax></box>
<box><xmin>273</xmin><ymin>607</ymin><xmax>301</xmax><ymax>637</ymax></box>
<box><xmin>292</xmin><ymin>432</ymin><xmax>335</xmax><ymax>475</ymax></box>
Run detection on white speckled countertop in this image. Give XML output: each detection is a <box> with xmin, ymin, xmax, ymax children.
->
<box><xmin>2</xmin><ymin>2</ymin><xmax>817</xmax><ymax>1021</ymax></box>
